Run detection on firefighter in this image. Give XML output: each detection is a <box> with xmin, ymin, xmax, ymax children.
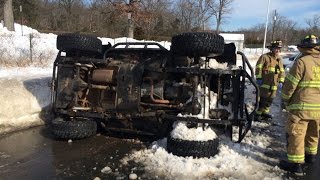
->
<box><xmin>255</xmin><ymin>40</ymin><xmax>285</xmax><ymax>121</ymax></box>
<box><xmin>279</xmin><ymin>35</ymin><xmax>320</xmax><ymax>176</ymax></box>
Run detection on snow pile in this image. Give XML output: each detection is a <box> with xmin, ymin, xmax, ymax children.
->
<box><xmin>197</xmin><ymin>86</ymin><xmax>218</xmax><ymax>119</ymax></box>
<box><xmin>0</xmin><ymin>74</ymin><xmax>51</xmax><ymax>134</ymax></box>
<box><xmin>121</xmin><ymin>137</ymin><xmax>283</xmax><ymax>180</ymax></box>
<box><xmin>119</xmin><ymin>84</ymin><xmax>285</xmax><ymax>179</ymax></box>
<box><xmin>208</xmin><ymin>59</ymin><xmax>229</xmax><ymax>69</ymax></box>
<box><xmin>0</xmin><ymin>67</ymin><xmax>52</xmax><ymax>79</ymax></box>
<box><xmin>0</xmin><ymin>22</ymin><xmax>171</xmax><ymax>67</ymax></box>
<box><xmin>170</xmin><ymin>121</ymin><xmax>217</xmax><ymax>141</ymax></box>
<box><xmin>175</xmin><ymin>86</ymin><xmax>218</xmax><ymax>120</ymax></box>
<box><xmin>242</xmin><ymin>122</ymin><xmax>275</xmax><ymax>149</ymax></box>
<box><xmin>0</xmin><ymin>22</ymin><xmax>39</xmax><ymax>35</ymax></box>
<box><xmin>0</xmin><ymin>22</ymin><xmax>58</xmax><ymax>66</ymax></box>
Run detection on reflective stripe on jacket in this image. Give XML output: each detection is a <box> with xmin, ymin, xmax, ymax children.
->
<box><xmin>255</xmin><ymin>52</ymin><xmax>285</xmax><ymax>98</ymax></box>
<box><xmin>282</xmin><ymin>50</ymin><xmax>320</xmax><ymax>118</ymax></box>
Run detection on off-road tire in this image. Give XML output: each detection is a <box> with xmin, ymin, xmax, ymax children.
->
<box><xmin>167</xmin><ymin>135</ymin><xmax>220</xmax><ymax>158</ymax></box>
<box><xmin>171</xmin><ymin>32</ymin><xmax>224</xmax><ymax>57</ymax></box>
<box><xmin>56</xmin><ymin>33</ymin><xmax>102</xmax><ymax>53</ymax></box>
<box><xmin>51</xmin><ymin>117</ymin><xmax>97</xmax><ymax>139</ymax></box>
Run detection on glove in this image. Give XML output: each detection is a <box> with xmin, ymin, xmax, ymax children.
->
<box><xmin>256</xmin><ymin>79</ymin><xmax>263</xmax><ymax>86</ymax></box>
<box><xmin>278</xmin><ymin>83</ymin><xmax>283</xmax><ymax>89</ymax></box>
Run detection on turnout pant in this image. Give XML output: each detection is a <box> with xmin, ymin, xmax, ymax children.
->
<box><xmin>286</xmin><ymin>113</ymin><xmax>320</xmax><ymax>163</ymax></box>
<box><xmin>256</xmin><ymin>97</ymin><xmax>274</xmax><ymax>116</ymax></box>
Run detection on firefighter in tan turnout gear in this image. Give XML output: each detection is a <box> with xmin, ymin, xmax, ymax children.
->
<box><xmin>279</xmin><ymin>35</ymin><xmax>320</xmax><ymax>176</ymax></box>
<box><xmin>255</xmin><ymin>40</ymin><xmax>285</xmax><ymax>121</ymax></box>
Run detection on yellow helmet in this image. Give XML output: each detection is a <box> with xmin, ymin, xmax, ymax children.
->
<box><xmin>297</xmin><ymin>35</ymin><xmax>319</xmax><ymax>48</ymax></box>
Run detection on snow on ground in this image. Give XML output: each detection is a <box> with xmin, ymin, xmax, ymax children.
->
<box><xmin>0</xmin><ymin>23</ymin><xmax>290</xmax><ymax>179</ymax></box>
<box><xmin>0</xmin><ymin>75</ymin><xmax>51</xmax><ymax>134</ymax></box>
<box><xmin>121</xmin><ymin>135</ymin><xmax>284</xmax><ymax>180</ymax></box>
<box><xmin>120</xmin><ymin>85</ymin><xmax>286</xmax><ymax>180</ymax></box>
<box><xmin>170</xmin><ymin>121</ymin><xmax>218</xmax><ymax>141</ymax></box>
<box><xmin>0</xmin><ymin>22</ymin><xmax>57</xmax><ymax>67</ymax></box>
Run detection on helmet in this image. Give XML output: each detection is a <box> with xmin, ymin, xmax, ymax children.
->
<box><xmin>267</xmin><ymin>40</ymin><xmax>283</xmax><ymax>49</ymax></box>
<box><xmin>297</xmin><ymin>35</ymin><xmax>320</xmax><ymax>48</ymax></box>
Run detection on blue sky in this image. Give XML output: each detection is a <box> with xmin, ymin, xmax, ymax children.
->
<box><xmin>221</xmin><ymin>0</ymin><xmax>320</xmax><ymax>31</ymax></box>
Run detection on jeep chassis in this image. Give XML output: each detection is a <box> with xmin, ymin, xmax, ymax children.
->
<box><xmin>51</xmin><ymin>33</ymin><xmax>259</xmax><ymax>145</ymax></box>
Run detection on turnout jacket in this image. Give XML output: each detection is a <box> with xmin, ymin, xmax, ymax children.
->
<box><xmin>282</xmin><ymin>48</ymin><xmax>320</xmax><ymax>119</ymax></box>
<box><xmin>255</xmin><ymin>52</ymin><xmax>285</xmax><ymax>98</ymax></box>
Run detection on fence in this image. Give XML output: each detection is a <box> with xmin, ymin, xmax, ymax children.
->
<box><xmin>0</xmin><ymin>33</ymin><xmax>58</xmax><ymax>67</ymax></box>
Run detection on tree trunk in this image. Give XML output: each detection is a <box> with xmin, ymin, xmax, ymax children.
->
<box><xmin>4</xmin><ymin>0</ymin><xmax>15</xmax><ymax>31</ymax></box>
<box><xmin>216</xmin><ymin>13</ymin><xmax>221</xmax><ymax>33</ymax></box>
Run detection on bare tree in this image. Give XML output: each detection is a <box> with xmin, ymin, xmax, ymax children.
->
<box><xmin>3</xmin><ymin>0</ymin><xmax>14</xmax><ymax>31</ymax></box>
<box><xmin>271</xmin><ymin>15</ymin><xmax>297</xmax><ymax>45</ymax></box>
<box><xmin>174</xmin><ymin>0</ymin><xmax>197</xmax><ymax>32</ymax></box>
<box><xmin>211</xmin><ymin>0</ymin><xmax>233</xmax><ymax>33</ymax></box>
<box><xmin>37</xmin><ymin>0</ymin><xmax>59</xmax><ymax>30</ymax></box>
<box><xmin>136</xmin><ymin>0</ymin><xmax>173</xmax><ymax>39</ymax></box>
<box><xmin>194</xmin><ymin>0</ymin><xmax>215</xmax><ymax>31</ymax></box>
<box><xmin>174</xmin><ymin>0</ymin><xmax>214</xmax><ymax>32</ymax></box>
<box><xmin>305</xmin><ymin>14</ymin><xmax>320</xmax><ymax>34</ymax></box>
<box><xmin>86</xmin><ymin>0</ymin><xmax>131</xmax><ymax>37</ymax></box>
<box><xmin>57</xmin><ymin>0</ymin><xmax>85</xmax><ymax>31</ymax></box>
<box><xmin>241</xmin><ymin>23</ymin><xmax>265</xmax><ymax>47</ymax></box>
<box><xmin>242</xmin><ymin>16</ymin><xmax>299</xmax><ymax>47</ymax></box>
<box><xmin>0</xmin><ymin>0</ymin><xmax>3</xmax><ymax>20</ymax></box>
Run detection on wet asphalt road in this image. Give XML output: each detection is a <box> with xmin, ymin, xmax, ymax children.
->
<box><xmin>1</xmin><ymin>126</ymin><xmax>319</xmax><ymax>180</ymax></box>
<box><xmin>0</xmin><ymin>126</ymin><xmax>147</xmax><ymax>180</ymax></box>
<box><xmin>0</xmin><ymin>120</ymin><xmax>320</xmax><ymax>179</ymax></box>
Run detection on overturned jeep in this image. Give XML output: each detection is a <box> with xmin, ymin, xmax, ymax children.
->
<box><xmin>51</xmin><ymin>32</ymin><xmax>258</xmax><ymax>156</ymax></box>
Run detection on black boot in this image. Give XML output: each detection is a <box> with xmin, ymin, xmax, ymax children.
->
<box><xmin>305</xmin><ymin>154</ymin><xmax>317</xmax><ymax>164</ymax></box>
<box><xmin>261</xmin><ymin>113</ymin><xmax>273</xmax><ymax>119</ymax></box>
<box><xmin>279</xmin><ymin>160</ymin><xmax>304</xmax><ymax>176</ymax></box>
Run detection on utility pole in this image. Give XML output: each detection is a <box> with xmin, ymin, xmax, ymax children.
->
<box><xmin>128</xmin><ymin>10</ymin><xmax>133</xmax><ymax>38</ymax></box>
<box><xmin>271</xmin><ymin>10</ymin><xmax>277</xmax><ymax>41</ymax></box>
<box><xmin>127</xmin><ymin>0</ymin><xmax>137</xmax><ymax>38</ymax></box>
<box><xmin>127</xmin><ymin>0</ymin><xmax>141</xmax><ymax>38</ymax></box>
<box><xmin>20</xmin><ymin>5</ymin><xmax>23</xmax><ymax>36</ymax></box>
<box><xmin>262</xmin><ymin>0</ymin><xmax>271</xmax><ymax>54</ymax></box>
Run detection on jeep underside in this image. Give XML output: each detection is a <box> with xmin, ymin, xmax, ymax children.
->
<box><xmin>51</xmin><ymin>33</ymin><xmax>259</xmax><ymax>143</ymax></box>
